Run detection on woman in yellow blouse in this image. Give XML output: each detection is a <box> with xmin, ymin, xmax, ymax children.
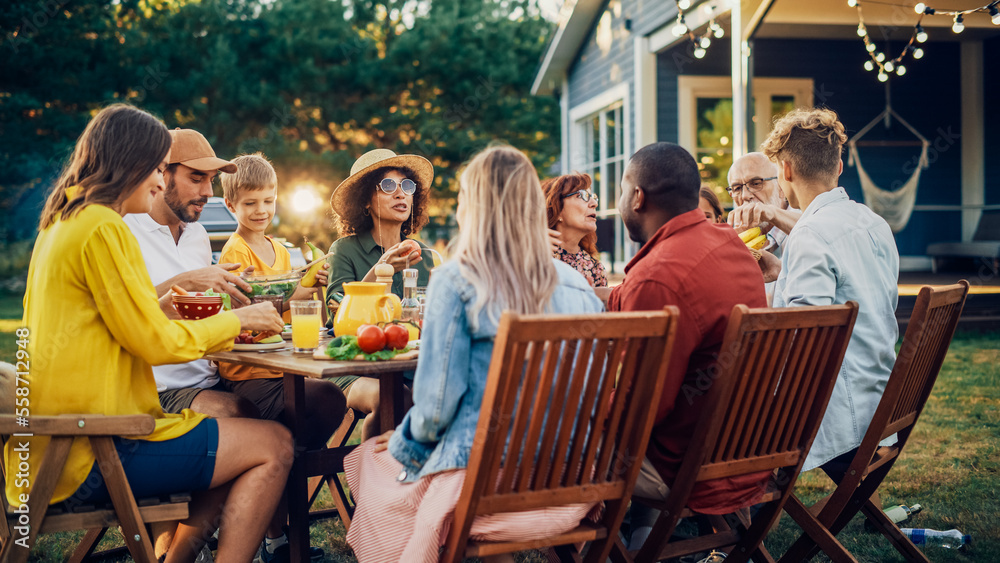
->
<box><xmin>5</xmin><ymin>104</ymin><xmax>290</xmax><ymax>563</ymax></box>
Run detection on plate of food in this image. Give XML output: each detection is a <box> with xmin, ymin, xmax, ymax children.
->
<box><xmin>234</xmin><ymin>341</ymin><xmax>287</xmax><ymax>351</ymax></box>
<box><xmin>313</xmin><ymin>331</ymin><xmax>418</xmax><ymax>362</ymax></box>
<box><xmin>233</xmin><ymin>331</ymin><xmax>286</xmax><ymax>351</ymax></box>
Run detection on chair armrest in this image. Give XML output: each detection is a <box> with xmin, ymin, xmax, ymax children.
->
<box><xmin>0</xmin><ymin>414</ymin><xmax>156</xmax><ymax>437</ymax></box>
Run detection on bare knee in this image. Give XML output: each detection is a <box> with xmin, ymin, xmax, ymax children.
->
<box><xmin>191</xmin><ymin>390</ymin><xmax>260</xmax><ymax>419</ymax></box>
<box><xmin>346</xmin><ymin>379</ymin><xmax>380</xmax><ymax>414</ymax></box>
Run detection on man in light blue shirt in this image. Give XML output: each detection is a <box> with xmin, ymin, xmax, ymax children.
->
<box><xmin>759</xmin><ymin>108</ymin><xmax>899</xmax><ymax>476</ymax></box>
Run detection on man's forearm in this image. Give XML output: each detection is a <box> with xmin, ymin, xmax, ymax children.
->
<box><xmin>770</xmin><ymin>207</ymin><xmax>801</xmax><ymax>235</ymax></box>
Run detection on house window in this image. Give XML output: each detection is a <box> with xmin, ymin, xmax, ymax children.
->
<box><xmin>679</xmin><ymin>76</ymin><xmax>814</xmax><ymax>205</ymax></box>
<box><xmin>579</xmin><ymin>102</ymin><xmax>626</xmax><ymax>211</ymax></box>
<box><xmin>568</xmin><ymin>83</ymin><xmax>632</xmax><ymax>268</ymax></box>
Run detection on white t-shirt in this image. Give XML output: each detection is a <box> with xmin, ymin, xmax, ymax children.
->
<box><xmin>124</xmin><ymin>213</ymin><xmax>219</xmax><ymax>392</ymax></box>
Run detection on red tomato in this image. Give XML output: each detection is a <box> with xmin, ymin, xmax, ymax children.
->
<box><xmin>357</xmin><ymin>325</ymin><xmax>387</xmax><ymax>354</ymax></box>
<box><xmin>384</xmin><ymin>323</ymin><xmax>409</xmax><ymax>350</ymax></box>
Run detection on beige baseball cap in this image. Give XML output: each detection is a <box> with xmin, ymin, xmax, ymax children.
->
<box><xmin>168</xmin><ymin>129</ymin><xmax>237</xmax><ymax>173</ymax></box>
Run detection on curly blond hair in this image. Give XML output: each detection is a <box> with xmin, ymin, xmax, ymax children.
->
<box><xmin>761</xmin><ymin>108</ymin><xmax>847</xmax><ymax>184</ymax></box>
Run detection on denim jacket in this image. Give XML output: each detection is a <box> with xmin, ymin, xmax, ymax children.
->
<box><xmin>388</xmin><ymin>259</ymin><xmax>604</xmax><ymax>482</ymax></box>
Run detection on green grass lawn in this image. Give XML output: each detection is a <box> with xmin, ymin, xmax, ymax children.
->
<box><xmin>3</xmin><ymin>286</ymin><xmax>997</xmax><ymax>561</ymax></box>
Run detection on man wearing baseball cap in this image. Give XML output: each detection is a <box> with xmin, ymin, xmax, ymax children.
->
<box><xmin>124</xmin><ymin>128</ymin><xmax>336</xmax><ymax>561</ymax></box>
<box><xmin>124</xmin><ymin>128</ymin><xmax>260</xmax><ymax>416</ymax></box>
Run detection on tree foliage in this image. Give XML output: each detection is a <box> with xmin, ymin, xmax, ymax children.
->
<box><xmin>1</xmin><ymin>0</ymin><xmax>558</xmax><ymax>246</ymax></box>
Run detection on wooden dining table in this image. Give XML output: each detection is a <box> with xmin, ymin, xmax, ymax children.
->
<box><xmin>205</xmin><ymin>340</ymin><xmax>417</xmax><ymax>563</ymax></box>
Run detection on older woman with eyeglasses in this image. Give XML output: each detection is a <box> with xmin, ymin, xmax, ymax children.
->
<box><xmin>542</xmin><ymin>173</ymin><xmax>608</xmax><ymax>287</ymax></box>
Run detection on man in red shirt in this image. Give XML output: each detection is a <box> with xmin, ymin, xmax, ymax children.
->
<box><xmin>607</xmin><ymin>143</ymin><xmax>768</xmax><ymax>553</ymax></box>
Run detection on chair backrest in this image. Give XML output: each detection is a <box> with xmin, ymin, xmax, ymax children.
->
<box><xmin>685</xmin><ymin>303</ymin><xmax>858</xmax><ymax>486</ymax></box>
<box><xmin>868</xmin><ymin>281</ymin><xmax>969</xmax><ymax>450</ymax></box>
<box><xmin>443</xmin><ymin>308</ymin><xmax>678</xmax><ymax>557</ymax></box>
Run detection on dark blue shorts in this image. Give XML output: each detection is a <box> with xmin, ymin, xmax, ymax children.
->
<box><xmin>64</xmin><ymin>418</ymin><xmax>219</xmax><ymax>506</ymax></box>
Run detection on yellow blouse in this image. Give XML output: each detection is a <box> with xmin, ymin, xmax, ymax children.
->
<box><xmin>218</xmin><ymin>233</ymin><xmax>291</xmax><ymax>380</ymax></box>
<box><xmin>4</xmin><ymin>205</ymin><xmax>241</xmax><ymax>505</ymax></box>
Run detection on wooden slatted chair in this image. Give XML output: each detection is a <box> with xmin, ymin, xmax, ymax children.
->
<box><xmin>0</xmin><ymin>414</ymin><xmax>190</xmax><ymax>563</ymax></box>
<box><xmin>440</xmin><ymin>308</ymin><xmax>679</xmax><ymax>563</ymax></box>
<box><xmin>306</xmin><ymin>407</ymin><xmax>362</xmax><ymax>525</ymax></box>
<box><xmin>778</xmin><ymin>281</ymin><xmax>969</xmax><ymax>563</ymax></box>
<box><xmin>622</xmin><ymin>303</ymin><xmax>859</xmax><ymax>563</ymax></box>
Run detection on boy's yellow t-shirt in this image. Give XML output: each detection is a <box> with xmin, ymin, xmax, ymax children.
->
<box><xmin>218</xmin><ymin>233</ymin><xmax>291</xmax><ymax>381</ymax></box>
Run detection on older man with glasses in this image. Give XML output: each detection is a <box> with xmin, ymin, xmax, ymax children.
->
<box><xmin>726</xmin><ymin>152</ymin><xmax>801</xmax><ymax>257</ymax></box>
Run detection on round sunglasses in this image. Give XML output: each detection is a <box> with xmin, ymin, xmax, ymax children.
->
<box><xmin>378</xmin><ymin>178</ymin><xmax>417</xmax><ymax>195</ymax></box>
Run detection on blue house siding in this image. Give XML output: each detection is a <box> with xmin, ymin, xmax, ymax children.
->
<box><xmin>985</xmin><ymin>36</ymin><xmax>1000</xmax><ymax>206</ymax></box>
<box><xmin>652</xmin><ymin>37</ymin><xmax>964</xmax><ymax>256</ymax></box>
<box><xmin>568</xmin><ymin>1</ymin><xmax>632</xmax><ymax>108</ymax></box>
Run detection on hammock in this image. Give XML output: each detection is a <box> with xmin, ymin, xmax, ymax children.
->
<box><xmin>847</xmin><ymin>100</ymin><xmax>930</xmax><ymax>233</ymax></box>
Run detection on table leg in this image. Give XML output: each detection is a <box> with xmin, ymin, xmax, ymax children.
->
<box><xmin>378</xmin><ymin>370</ymin><xmax>405</xmax><ymax>434</ymax></box>
<box><xmin>283</xmin><ymin>372</ymin><xmax>309</xmax><ymax>563</ymax></box>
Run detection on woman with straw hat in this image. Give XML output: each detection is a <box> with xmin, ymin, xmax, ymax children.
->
<box><xmin>328</xmin><ymin>148</ymin><xmax>436</xmax><ymax>298</ymax></box>
<box><xmin>327</xmin><ymin>148</ymin><xmax>435</xmax><ymax>440</ymax></box>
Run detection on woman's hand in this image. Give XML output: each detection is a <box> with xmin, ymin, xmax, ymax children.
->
<box><xmin>160</xmin><ymin>292</ymin><xmax>182</xmax><ymax>320</ymax></box>
<box><xmin>231</xmin><ymin>302</ymin><xmax>284</xmax><ymax>333</ymax></box>
<box><xmin>378</xmin><ymin>240</ymin><xmax>422</xmax><ymax>273</ymax></box>
<box><xmin>547</xmin><ymin>229</ymin><xmax>563</xmax><ymax>254</ymax></box>
<box><xmin>374</xmin><ymin>430</ymin><xmax>395</xmax><ymax>453</ymax></box>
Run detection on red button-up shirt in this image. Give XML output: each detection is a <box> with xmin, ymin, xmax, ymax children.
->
<box><xmin>609</xmin><ymin>209</ymin><xmax>769</xmax><ymax>514</ymax></box>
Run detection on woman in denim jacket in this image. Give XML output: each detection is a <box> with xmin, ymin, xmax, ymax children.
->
<box><xmin>344</xmin><ymin>146</ymin><xmax>603</xmax><ymax>563</ymax></box>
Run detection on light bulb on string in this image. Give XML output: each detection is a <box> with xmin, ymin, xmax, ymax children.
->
<box><xmin>672</xmin><ymin>19</ymin><xmax>688</xmax><ymax>36</ymax></box>
<box><xmin>878</xmin><ymin>71</ymin><xmax>889</xmax><ymax>82</ymax></box>
<box><xmin>915</xmin><ymin>25</ymin><xmax>928</xmax><ymax>43</ymax></box>
<box><xmin>713</xmin><ymin>24</ymin><xmax>724</xmax><ymax>38</ymax></box>
<box><xmin>913</xmin><ymin>46</ymin><xmax>924</xmax><ymax>59</ymax></box>
<box><xmin>952</xmin><ymin>14</ymin><xmax>964</xmax><ymax>33</ymax></box>
<box><xmin>703</xmin><ymin>4</ymin><xmax>715</xmax><ymax>15</ymax></box>
<box><xmin>990</xmin><ymin>5</ymin><xmax>1000</xmax><ymax>25</ymax></box>
<box><xmin>700</xmin><ymin>37</ymin><xmax>711</xmax><ymax>48</ymax></box>
<box><xmin>914</xmin><ymin>2</ymin><xmax>925</xmax><ymax>14</ymax></box>
<box><xmin>876</xmin><ymin>52</ymin><xmax>885</xmax><ymax>62</ymax></box>
<box><xmin>866</xmin><ymin>42</ymin><xmax>876</xmax><ymax>52</ymax></box>
<box><xmin>678</xmin><ymin>0</ymin><xmax>691</xmax><ymax>10</ymax></box>
<box><xmin>864</xmin><ymin>60</ymin><xmax>874</xmax><ymax>71</ymax></box>
<box><xmin>694</xmin><ymin>46</ymin><xmax>707</xmax><ymax>58</ymax></box>
<box><xmin>848</xmin><ymin>0</ymin><xmax>857</xmax><ymax>6</ymax></box>
<box><xmin>896</xmin><ymin>65</ymin><xmax>906</xmax><ymax>76</ymax></box>
<box><xmin>857</xmin><ymin>23</ymin><xmax>867</xmax><ymax>36</ymax></box>
<box><xmin>884</xmin><ymin>61</ymin><xmax>895</xmax><ymax>72</ymax></box>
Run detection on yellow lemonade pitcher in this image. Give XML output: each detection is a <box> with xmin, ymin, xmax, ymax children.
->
<box><xmin>333</xmin><ymin>281</ymin><xmax>402</xmax><ymax>336</ymax></box>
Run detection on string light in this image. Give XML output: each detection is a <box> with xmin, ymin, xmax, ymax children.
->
<box><xmin>952</xmin><ymin>13</ymin><xmax>965</xmax><ymax>33</ymax></box>
<box><xmin>912</xmin><ymin>46</ymin><xmax>924</xmax><ymax>59</ymax></box>
<box><xmin>915</xmin><ymin>25</ymin><xmax>928</xmax><ymax>42</ymax></box>
<box><xmin>914</xmin><ymin>2</ymin><xmax>926</xmax><ymax>13</ymax></box>
<box><xmin>674</xmin><ymin>0</ymin><xmax>723</xmax><ymax>61</ymax></box>
<box><xmin>848</xmin><ymin>0</ymin><xmax>857</xmax><ymax>7</ymax></box>
<box><xmin>864</xmin><ymin>60</ymin><xmax>875</xmax><ymax>71</ymax></box>
<box><xmin>991</xmin><ymin>4</ymin><xmax>1000</xmax><ymax>24</ymax></box>
<box><xmin>896</xmin><ymin>65</ymin><xmax>907</xmax><ymax>76</ymax></box>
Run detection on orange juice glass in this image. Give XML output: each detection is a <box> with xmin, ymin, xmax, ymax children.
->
<box><xmin>290</xmin><ymin>300</ymin><xmax>322</xmax><ymax>353</ymax></box>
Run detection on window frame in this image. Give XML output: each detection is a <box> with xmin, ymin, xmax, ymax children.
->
<box><xmin>568</xmin><ymin>83</ymin><xmax>632</xmax><ymax>267</ymax></box>
<box><xmin>678</xmin><ymin>76</ymin><xmax>815</xmax><ymax>155</ymax></box>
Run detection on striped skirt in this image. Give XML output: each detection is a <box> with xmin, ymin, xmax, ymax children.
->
<box><xmin>344</xmin><ymin>438</ymin><xmax>597</xmax><ymax>563</ymax></box>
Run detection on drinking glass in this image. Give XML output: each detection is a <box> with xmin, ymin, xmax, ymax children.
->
<box><xmin>290</xmin><ymin>300</ymin><xmax>322</xmax><ymax>353</ymax></box>
<box><xmin>414</xmin><ymin>286</ymin><xmax>428</xmax><ymax>327</ymax></box>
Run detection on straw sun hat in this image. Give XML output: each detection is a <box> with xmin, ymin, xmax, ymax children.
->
<box><xmin>331</xmin><ymin>149</ymin><xmax>434</xmax><ymax>215</ymax></box>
